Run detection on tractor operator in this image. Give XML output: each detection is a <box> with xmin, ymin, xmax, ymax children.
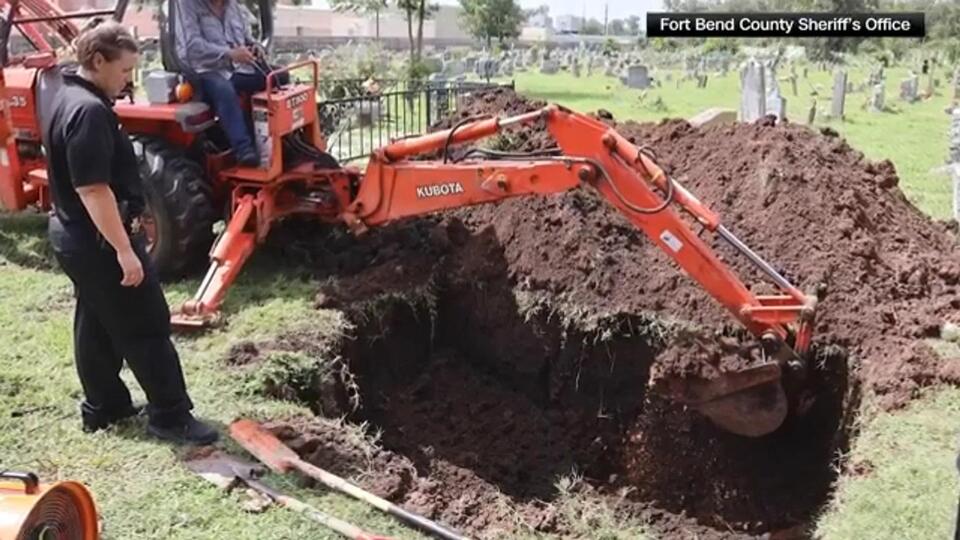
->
<box><xmin>44</xmin><ymin>22</ymin><xmax>218</xmax><ymax>445</ymax></box>
<box><xmin>175</xmin><ymin>0</ymin><xmax>288</xmax><ymax>166</ymax></box>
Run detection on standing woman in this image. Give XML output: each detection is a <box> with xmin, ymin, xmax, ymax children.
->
<box><xmin>44</xmin><ymin>21</ymin><xmax>217</xmax><ymax>445</ymax></box>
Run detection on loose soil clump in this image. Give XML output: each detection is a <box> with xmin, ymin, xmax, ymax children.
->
<box><xmin>247</xmin><ymin>88</ymin><xmax>959</xmax><ymax>538</ymax></box>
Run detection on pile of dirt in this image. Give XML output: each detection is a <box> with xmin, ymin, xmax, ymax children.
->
<box><xmin>439</xmin><ymin>87</ymin><xmax>960</xmax><ymax>407</ymax></box>
<box><xmin>247</xmin><ymin>87</ymin><xmax>960</xmax><ymax>538</ymax></box>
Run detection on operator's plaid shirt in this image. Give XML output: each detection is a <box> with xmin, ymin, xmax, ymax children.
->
<box><xmin>174</xmin><ymin>0</ymin><xmax>257</xmax><ymax>79</ymax></box>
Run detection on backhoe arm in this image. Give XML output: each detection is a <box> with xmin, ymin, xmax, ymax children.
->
<box><xmin>171</xmin><ymin>102</ymin><xmax>814</xmax><ymax>436</ymax></box>
<box><xmin>346</xmin><ymin>105</ymin><xmax>815</xmax><ymax>353</ymax></box>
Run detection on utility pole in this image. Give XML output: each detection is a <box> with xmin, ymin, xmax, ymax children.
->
<box><xmin>603</xmin><ymin>3</ymin><xmax>608</xmax><ymax>36</ymax></box>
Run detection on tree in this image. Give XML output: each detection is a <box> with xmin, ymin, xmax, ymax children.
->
<box><xmin>329</xmin><ymin>0</ymin><xmax>388</xmax><ymax>41</ymax></box>
<box><xmin>397</xmin><ymin>0</ymin><xmax>437</xmax><ymax>66</ymax></box>
<box><xmin>459</xmin><ymin>0</ymin><xmax>526</xmax><ymax>48</ymax></box>
<box><xmin>581</xmin><ymin>17</ymin><xmax>603</xmax><ymax>35</ymax></box>
<box><xmin>608</xmin><ymin>18</ymin><xmax>625</xmax><ymax>35</ymax></box>
<box><xmin>524</xmin><ymin>4</ymin><xmax>549</xmax><ymax>18</ymax></box>
<box><xmin>602</xmin><ymin>37</ymin><xmax>620</xmax><ymax>55</ymax></box>
<box><xmin>625</xmin><ymin>15</ymin><xmax>640</xmax><ymax>35</ymax></box>
<box><xmin>523</xmin><ymin>3</ymin><xmax>549</xmax><ymax>27</ymax></box>
<box><xmin>662</xmin><ymin>0</ymin><xmax>714</xmax><ymax>11</ymax></box>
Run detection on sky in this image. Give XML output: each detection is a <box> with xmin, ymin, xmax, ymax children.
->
<box><xmin>514</xmin><ymin>0</ymin><xmax>663</xmax><ymax>21</ymax></box>
<box><xmin>313</xmin><ymin>0</ymin><xmax>665</xmax><ymax>22</ymax></box>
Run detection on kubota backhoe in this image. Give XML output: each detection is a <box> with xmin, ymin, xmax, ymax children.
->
<box><xmin>0</xmin><ymin>0</ymin><xmax>819</xmax><ymax>438</ymax></box>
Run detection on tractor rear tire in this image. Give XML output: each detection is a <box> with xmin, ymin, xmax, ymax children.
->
<box><xmin>132</xmin><ymin>136</ymin><xmax>216</xmax><ymax>281</ymax></box>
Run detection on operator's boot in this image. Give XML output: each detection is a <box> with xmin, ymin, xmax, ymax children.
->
<box><xmin>147</xmin><ymin>413</ymin><xmax>219</xmax><ymax>446</ymax></box>
<box><xmin>236</xmin><ymin>149</ymin><xmax>260</xmax><ymax>167</ymax></box>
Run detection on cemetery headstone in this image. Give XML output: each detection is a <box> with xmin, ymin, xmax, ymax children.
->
<box><xmin>832</xmin><ymin>70</ymin><xmax>847</xmax><ymax>119</ymax></box>
<box><xmin>764</xmin><ymin>61</ymin><xmax>786</xmax><ymax>120</ymax></box>
<box><xmin>476</xmin><ymin>58</ymin><xmax>498</xmax><ymax>80</ymax></box>
<box><xmin>870</xmin><ymin>83</ymin><xmax>885</xmax><ymax>112</ymax></box>
<box><xmin>740</xmin><ymin>59</ymin><xmax>766</xmax><ymax>122</ymax></box>
<box><xmin>807</xmin><ymin>99</ymin><xmax>816</xmax><ymax>124</ymax></box>
<box><xmin>625</xmin><ymin>65</ymin><xmax>650</xmax><ymax>89</ymax></box>
<box><xmin>954</xmin><ymin>67</ymin><xmax>960</xmax><ymax>100</ymax></box>
<box><xmin>442</xmin><ymin>59</ymin><xmax>465</xmax><ymax>78</ymax></box>
<box><xmin>540</xmin><ymin>59</ymin><xmax>559</xmax><ymax>75</ymax></box>
<box><xmin>900</xmin><ymin>77</ymin><xmax>918</xmax><ymax>102</ymax></box>
<box><xmin>950</xmin><ymin>108</ymin><xmax>960</xmax><ymax>164</ymax></box>
<box><xmin>952</xmin><ymin>109</ymin><xmax>960</xmax><ymax>220</ymax></box>
<box><xmin>768</xmin><ymin>94</ymin><xmax>787</xmax><ymax>120</ymax></box>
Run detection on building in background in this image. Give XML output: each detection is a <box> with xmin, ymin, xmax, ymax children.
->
<box><xmin>49</xmin><ymin>0</ymin><xmax>616</xmax><ymax>47</ymax></box>
<box><xmin>554</xmin><ymin>14</ymin><xmax>583</xmax><ymax>34</ymax></box>
<box><xmin>526</xmin><ymin>11</ymin><xmax>552</xmax><ymax>29</ymax></box>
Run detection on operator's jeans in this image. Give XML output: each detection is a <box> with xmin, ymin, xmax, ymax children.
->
<box><xmin>198</xmin><ymin>70</ymin><xmax>290</xmax><ymax>159</ymax></box>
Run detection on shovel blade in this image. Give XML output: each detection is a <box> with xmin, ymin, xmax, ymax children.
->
<box><xmin>183</xmin><ymin>449</ymin><xmax>265</xmax><ymax>489</ymax></box>
<box><xmin>229</xmin><ymin>418</ymin><xmax>300</xmax><ymax>473</ymax></box>
<box><xmin>659</xmin><ymin>362</ymin><xmax>788</xmax><ymax>437</ymax></box>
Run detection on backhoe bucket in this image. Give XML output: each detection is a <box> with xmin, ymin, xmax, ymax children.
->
<box><xmin>658</xmin><ymin>362</ymin><xmax>788</xmax><ymax>437</ymax></box>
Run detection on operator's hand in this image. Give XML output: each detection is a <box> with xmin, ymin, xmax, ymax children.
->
<box><xmin>117</xmin><ymin>247</ymin><xmax>144</xmax><ymax>287</ymax></box>
<box><xmin>228</xmin><ymin>46</ymin><xmax>256</xmax><ymax>64</ymax></box>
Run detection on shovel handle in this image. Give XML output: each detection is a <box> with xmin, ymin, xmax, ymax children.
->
<box><xmin>243</xmin><ymin>475</ymin><xmax>394</xmax><ymax>540</ymax></box>
<box><xmin>292</xmin><ymin>459</ymin><xmax>469</xmax><ymax>540</ymax></box>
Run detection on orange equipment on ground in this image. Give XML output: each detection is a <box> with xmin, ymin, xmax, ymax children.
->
<box><xmin>0</xmin><ymin>471</ymin><xmax>99</xmax><ymax>540</ymax></box>
<box><xmin>0</xmin><ymin>0</ymin><xmax>818</xmax><ymax>436</ymax></box>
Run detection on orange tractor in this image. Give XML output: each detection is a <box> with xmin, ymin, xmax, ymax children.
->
<box><xmin>0</xmin><ymin>0</ymin><xmax>818</xmax><ymax>437</ymax></box>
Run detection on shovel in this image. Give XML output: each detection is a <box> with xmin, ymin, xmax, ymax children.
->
<box><xmin>184</xmin><ymin>449</ymin><xmax>395</xmax><ymax>540</ymax></box>
<box><xmin>230</xmin><ymin>418</ymin><xmax>471</xmax><ymax>540</ymax></box>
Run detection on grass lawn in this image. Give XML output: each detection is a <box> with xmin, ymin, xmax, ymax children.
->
<box><xmin>0</xmin><ymin>64</ymin><xmax>956</xmax><ymax>539</ymax></box>
<box><xmin>0</xmin><ymin>222</ymin><xmax>422</xmax><ymax>539</ymax></box>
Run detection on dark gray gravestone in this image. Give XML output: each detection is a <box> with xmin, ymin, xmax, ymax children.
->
<box><xmin>625</xmin><ymin>65</ymin><xmax>650</xmax><ymax>89</ymax></box>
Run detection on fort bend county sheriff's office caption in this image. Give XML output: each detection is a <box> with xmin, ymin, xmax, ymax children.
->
<box><xmin>658</xmin><ymin>16</ymin><xmax>913</xmax><ymax>34</ymax></box>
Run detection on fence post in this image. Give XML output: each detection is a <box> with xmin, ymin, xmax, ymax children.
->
<box><xmin>425</xmin><ymin>84</ymin><xmax>433</xmax><ymax>128</ymax></box>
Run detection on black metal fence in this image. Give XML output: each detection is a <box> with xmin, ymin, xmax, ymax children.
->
<box><xmin>317</xmin><ymin>79</ymin><xmax>514</xmax><ymax>163</ymax></box>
